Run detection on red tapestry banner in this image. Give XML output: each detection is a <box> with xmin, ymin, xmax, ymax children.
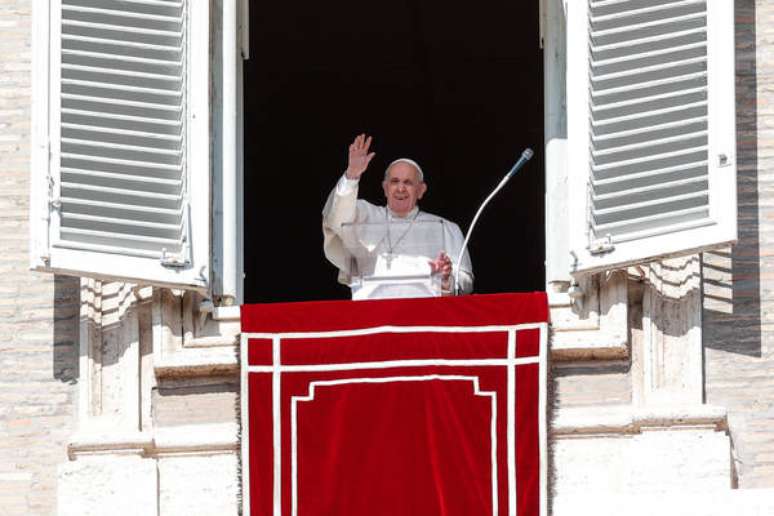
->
<box><xmin>241</xmin><ymin>292</ymin><xmax>548</xmax><ymax>516</ymax></box>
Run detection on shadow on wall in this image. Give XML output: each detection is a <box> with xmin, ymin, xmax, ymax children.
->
<box><xmin>702</xmin><ymin>0</ymin><xmax>761</xmax><ymax>358</ymax></box>
<box><xmin>53</xmin><ymin>274</ymin><xmax>80</xmax><ymax>384</ymax></box>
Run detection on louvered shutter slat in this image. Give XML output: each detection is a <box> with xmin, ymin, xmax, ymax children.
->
<box><xmin>61</xmin><ymin>215</ymin><xmax>182</xmax><ymax>242</ymax></box>
<box><xmin>61</xmin><ymin>124</ymin><xmax>182</xmax><ymax>147</ymax></box>
<box><xmin>59</xmin><ymin>227</ymin><xmax>183</xmax><ymax>251</ymax></box>
<box><xmin>60</xmin><ymin>182</ymin><xmax>182</xmax><ymax>205</ymax></box>
<box><xmin>61</xmin><ymin>168</ymin><xmax>182</xmax><ymax>190</ymax></box>
<box><xmin>61</xmin><ymin>199</ymin><xmax>181</xmax><ymax>224</ymax></box>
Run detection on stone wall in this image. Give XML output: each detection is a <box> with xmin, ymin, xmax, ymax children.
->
<box><xmin>702</xmin><ymin>0</ymin><xmax>774</xmax><ymax>489</ymax></box>
<box><xmin>0</xmin><ymin>1</ymin><xmax>80</xmax><ymax>514</ymax></box>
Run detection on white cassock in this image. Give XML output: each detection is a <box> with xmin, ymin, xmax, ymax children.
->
<box><xmin>322</xmin><ymin>174</ymin><xmax>474</xmax><ymax>297</ymax></box>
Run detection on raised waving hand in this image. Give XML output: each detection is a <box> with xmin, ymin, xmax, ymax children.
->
<box><xmin>345</xmin><ymin>134</ymin><xmax>375</xmax><ymax>180</ymax></box>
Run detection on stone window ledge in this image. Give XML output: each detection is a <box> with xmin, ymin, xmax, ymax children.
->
<box><xmin>551</xmin><ymin>404</ymin><xmax>728</xmax><ymax>438</ymax></box>
<box><xmin>68</xmin><ymin>422</ymin><xmax>238</xmax><ymax>459</ymax></box>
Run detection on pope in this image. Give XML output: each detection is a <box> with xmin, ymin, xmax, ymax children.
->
<box><xmin>322</xmin><ymin>134</ymin><xmax>474</xmax><ymax>296</ymax></box>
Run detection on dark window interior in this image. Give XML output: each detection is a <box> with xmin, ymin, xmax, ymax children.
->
<box><xmin>244</xmin><ymin>0</ymin><xmax>544</xmax><ymax>303</ymax></box>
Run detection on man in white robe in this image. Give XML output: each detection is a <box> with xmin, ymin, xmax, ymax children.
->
<box><xmin>322</xmin><ymin>134</ymin><xmax>473</xmax><ymax>297</ymax></box>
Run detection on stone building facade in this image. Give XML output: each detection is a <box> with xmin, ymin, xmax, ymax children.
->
<box><xmin>1</xmin><ymin>0</ymin><xmax>774</xmax><ymax>514</ymax></box>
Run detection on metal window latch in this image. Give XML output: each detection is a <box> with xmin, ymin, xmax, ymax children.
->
<box><xmin>589</xmin><ymin>234</ymin><xmax>615</xmax><ymax>255</ymax></box>
<box><xmin>197</xmin><ymin>297</ymin><xmax>215</xmax><ymax>329</ymax></box>
<box><xmin>160</xmin><ymin>248</ymin><xmax>189</xmax><ymax>268</ymax></box>
<box><xmin>718</xmin><ymin>153</ymin><xmax>731</xmax><ymax>167</ymax></box>
<box><xmin>568</xmin><ymin>280</ymin><xmax>584</xmax><ymax>301</ymax></box>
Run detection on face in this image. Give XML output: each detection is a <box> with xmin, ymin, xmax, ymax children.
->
<box><xmin>382</xmin><ymin>162</ymin><xmax>427</xmax><ymax>217</ymax></box>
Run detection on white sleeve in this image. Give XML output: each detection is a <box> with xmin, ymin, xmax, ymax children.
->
<box><xmin>446</xmin><ymin>221</ymin><xmax>474</xmax><ymax>294</ymax></box>
<box><xmin>322</xmin><ymin>174</ymin><xmax>362</xmax><ymax>286</ymax></box>
<box><xmin>335</xmin><ymin>174</ymin><xmax>360</xmax><ymax>196</ymax></box>
<box><xmin>323</xmin><ymin>174</ymin><xmax>359</xmax><ymax>231</ymax></box>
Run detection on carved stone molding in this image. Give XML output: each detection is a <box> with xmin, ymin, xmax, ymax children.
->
<box><xmin>631</xmin><ymin>256</ymin><xmax>703</xmax><ymax>406</ymax></box>
<box><xmin>552</xmin><ymin>404</ymin><xmax>728</xmax><ymax>438</ymax></box>
<box><xmin>68</xmin><ymin>422</ymin><xmax>238</xmax><ymax>459</ymax></box>
<box><xmin>549</xmin><ymin>271</ymin><xmax>629</xmax><ymax>360</ymax></box>
<box><xmin>153</xmin><ymin>289</ymin><xmax>241</xmax><ymax>378</ymax></box>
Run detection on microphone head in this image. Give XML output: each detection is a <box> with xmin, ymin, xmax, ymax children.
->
<box><xmin>522</xmin><ymin>148</ymin><xmax>534</xmax><ymax>161</ymax></box>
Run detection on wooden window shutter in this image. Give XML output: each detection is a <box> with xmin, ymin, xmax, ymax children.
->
<box><xmin>566</xmin><ymin>0</ymin><xmax>736</xmax><ymax>274</ymax></box>
<box><xmin>31</xmin><ymin>0</ymin><xmax>210</xmax><ymax>290</ymax></box>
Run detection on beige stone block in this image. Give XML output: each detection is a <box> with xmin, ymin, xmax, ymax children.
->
<box><xmin>58</xmin><ymin>456</ymin><xmax>157</xmax><ymax>516</ymax></box>
<box><xmin>553</xmin><ymin>428</ymin><xmax>731</xmax><ymax>494</ymax></box>
<box><xmin>158</xmin><ymin>454</ymin><xmax>239</xmax><ymax>515</ymax></box>
<box><xmin>553</xmin><ymin>489</ymin><xmax>774</xmax><ymax>516</ymax></box>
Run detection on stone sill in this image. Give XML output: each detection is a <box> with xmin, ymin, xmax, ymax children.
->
<box><xmin>552</xmin><ymin>404</ymin><xmax>728</xmax><ymax>437</ymax></box>
<box><xmin>154</xmin><ymin>346</ymin><xmax>238</xmax><ymax>378</ymax></box>
<box><xmin>157</xmin><ymin>293</ymin><xmax>630</xmax><ymax>377</ymax></box>
<box><xmin>68</xmin><ymin>422</ymin><xmax>238</xmax><ymax>459</ymax></box>
<box><xmin>550</xmin><ymin>329</ymin><xmax>628</xmax><ymax>360</ymax></box>
<box><xmin>155</xmin><ymin>333</ymin><xmax>629</xmax><ymax>378</ymax></box>
<box><xmin>213</xmin><ymin>305</ymin><xmax>240</xmax><ymax>321</ymax></box>
<box><xmin>549</xmin><ymin>291</ymin><xmax>629</xmax><ymax>361</ymax></box>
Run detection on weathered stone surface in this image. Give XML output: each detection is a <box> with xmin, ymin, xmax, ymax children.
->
<box><xmin>158</xmin><ymin>454</ymin><xmax>239</xmax><ymax>515</ymax></box>
<box><xmin>554</xmin><ymin>488</ymin><xmax>774</xmax><ymax>516</ymax></box>
<box><xmin>153</xmin><ymin>378</ymin><xmax>239</xmax><ymax>426</ymax></box>
<box><xmin>58</xmin><ymin>456</ymin><xmax>157</xmax><ymax>516</ymax></box>
<box><xmin>554</xmin><ymin>428</ymin><xmax>731</xmax><ymax>494</ymax></box>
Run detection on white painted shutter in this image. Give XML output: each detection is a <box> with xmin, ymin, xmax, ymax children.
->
<box><xmin>30</xmin><ymin>0</ymin><xmax>210</xmax><ymax>289</ymax></box>
<box><xmin>567</xmin><ymin>0</ymin><xmax>736</xmax><ymax>274</ymax></box>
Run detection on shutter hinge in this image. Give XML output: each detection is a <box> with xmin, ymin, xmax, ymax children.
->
<box><xmin>160</xmin><ymin>202</ymin><xmax>193</xmax><ymax>268</ymax></box>
<box><xmin>589</xmin><ymin>234</ymin><xmax>615</xmax><ymax>255</ymax></box>
<box><xmin>47</xmin><ymin>175</ymin><xmax>61</xmax><ymax>210</ymax></box>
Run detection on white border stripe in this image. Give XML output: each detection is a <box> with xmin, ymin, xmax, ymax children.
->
<box><xmin>538</xmin><ymin>323</ymin><xmax>549</xmax><ymax>516</ymax></box>
<box><xmin>241</xmin><ymin>322</ymin><xmax>544</xmax><ymax>340</ymax></box>
<box><xmin>507</xmin><ymin>330</ymin><xmax>517</xmax><ymax>516</ymax></box>
<box><xmin>247</xmin><ymin>357</ymin><xmax>539</xmax><ymax>374</ymax></box>
<box><xmin>272</xmin><ymin>336</ymin><xmax>281</xmax><ymax>516</ymax></box>
<box><xmin>240</xmin><ymin>333</ymin><xmax>251</xmax><ymax>515</ymax></box>
<box><xmin>490</xmin><ymin>379</ymin><xmax>499</xmax><ymax>516</ymax></box>
<box><xmin>290</xmin><ymin>376</ymin><xmax>499</xmax><ymax>516</ymax></box>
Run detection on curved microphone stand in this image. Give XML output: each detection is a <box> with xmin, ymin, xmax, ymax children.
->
<box><xmin>453</xmin><ymin>148</ymin><xmax>534</xmax><ymax>295</ymax></box>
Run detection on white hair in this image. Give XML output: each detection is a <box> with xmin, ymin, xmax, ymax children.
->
<box><xmin>384</xmin><ymin>158</ymin><xmax>424</xmax><ymax>183</ymax></box>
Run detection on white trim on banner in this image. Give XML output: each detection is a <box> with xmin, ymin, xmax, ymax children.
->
<box><xmin>508</xmin><ymin>329</ymin><xmax>517</xmax><ymax>516</ymax></box>
<box><xmin>243</xmin><ymin>322</ymin><xmax>546</xmax><ymax>340</ymax></box>
<box><xmin>246</xmin><ymin>356</ymin><xmax>540</xmax><ymax>374</ymax></box>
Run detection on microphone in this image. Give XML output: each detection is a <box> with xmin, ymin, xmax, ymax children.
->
<box><xmin>453</xmin><ymin>148</ymin><xmax>534</xmax><ymax>295</ymax></box>
<box><xmin>506</xmin><ymin>148</ymin><xmax>534</xmax><ymax>181</ymax></box>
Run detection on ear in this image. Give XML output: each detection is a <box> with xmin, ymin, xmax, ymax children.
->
<box><xmin>417</xmin><ymin>182</ymin><xmax>427</xmax><ymax>199</ymax></box>
<box><xmin>382</xmin><ymin>180</ymin><xmax>389</xmax><ymax>199</ymax></box>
